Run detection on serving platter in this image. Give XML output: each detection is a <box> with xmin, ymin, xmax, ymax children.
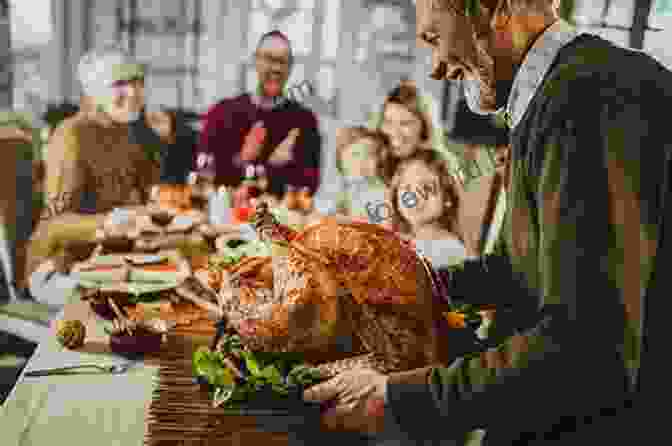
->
<box><xmin>71</xmin><ymin>250</ymin><xmax>192</xmax><ymax>294</ymax></box>
<box><xmin>124</xmin><ymin>254</ymin><xmax>168</xmax><ymax>265</ymax></box>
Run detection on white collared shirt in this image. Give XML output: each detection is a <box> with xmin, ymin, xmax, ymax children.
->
<box><xmin>505</xmin><ymin>20</ymin><xmax>584</xmax><ymax>131</ymax></box>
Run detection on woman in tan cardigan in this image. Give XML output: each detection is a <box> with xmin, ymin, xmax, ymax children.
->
<box><xmin>27</xmin><ymin>44</ymin><xmax>174</xmax><ymax>305</ymax></box>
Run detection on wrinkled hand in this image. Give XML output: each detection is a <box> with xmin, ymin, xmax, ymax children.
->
<box><xmin>268</xmin><ymin>128</ymin><xmax>300</xmax><ymax>166</ymax></box>
<box><xmin>145</xmin><ymin>110</ymin><xmax>176</xmax><ymax>144</ymax></box>
<box><xmin>303</xmin><ymin>368</ymin><xmax>388</xmax><ymax>435</ymax></box>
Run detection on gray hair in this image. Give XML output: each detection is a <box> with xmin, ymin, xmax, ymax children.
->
<box><xmin>77</xmin><ymin>43</ymin><xmax>139</xmax><ymax>98</ymax></box>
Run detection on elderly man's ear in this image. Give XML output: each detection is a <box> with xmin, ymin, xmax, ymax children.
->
<box><xmin>470</xmin><ymin>0</ymin><xmax>511</xmax><ymax>31</ymax></box>
<box><xmin>145</xmin><ymin>110</ymin><xmax>177</xmax><ymax>145</ymax></box>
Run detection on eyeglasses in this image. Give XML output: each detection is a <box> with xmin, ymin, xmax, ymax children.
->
<box><xmin>111</xmin><ymin>77</ymin><xmax>145</xmax><ymax>96</ymax></box>
<box><xmin>111</xmin><ymin>77</ymin><xmax>145</xmax><ymax>88</ymax></box>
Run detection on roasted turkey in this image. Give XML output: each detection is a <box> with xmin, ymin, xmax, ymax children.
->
<box><xmin>209</xmin><ymin>202</ymin><xmax>451</xmax><ymax>378</ymax></box>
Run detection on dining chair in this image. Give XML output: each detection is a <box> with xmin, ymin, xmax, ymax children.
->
<box><xmin>0</xmin><ymin>131</ymin><xmax>54</xmax><ymax>346</ymax></box>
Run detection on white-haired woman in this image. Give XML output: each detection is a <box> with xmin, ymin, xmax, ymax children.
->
<box><xmin>26</xmin><ymin>44</ymin><xmax>177</xmax><ymax>306</ymax></box>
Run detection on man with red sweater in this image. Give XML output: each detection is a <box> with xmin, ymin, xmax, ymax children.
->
<box><xmin>197</xmin><ymin>30</ymin><xmax>322</xmax><ymax>196</ymax></box>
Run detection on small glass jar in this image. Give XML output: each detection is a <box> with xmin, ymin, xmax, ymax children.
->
<box><xmin>209</xmin><ymin>185</ymin><xmax>232</xmax><ymax>225</ymax></box>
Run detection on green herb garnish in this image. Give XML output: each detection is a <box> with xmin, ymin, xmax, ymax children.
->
<box><xmin>126</xmin><ymin>291</ymin><xmax>165</xmax><ymax>305</ymax></box>
<box><xmin>193</xmin><ymin>334</ymin><xmax>324</xmax><ymax>407</ymax></box>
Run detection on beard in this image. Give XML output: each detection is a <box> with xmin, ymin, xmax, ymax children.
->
<box><xmin>461</xmin><ymin>34</ymin><xmax>521</xmax><ymax>116</ymax></box>
<box><xmin>463</xmin><ymin>77</ymin><xmax>514</xmax><ymax>116</ymax></box>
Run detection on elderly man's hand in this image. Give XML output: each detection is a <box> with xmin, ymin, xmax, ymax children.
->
<box><xmin>303</xmin><ymin>368</ymin><xmax>389</xmax><ymax>435</ymax></box>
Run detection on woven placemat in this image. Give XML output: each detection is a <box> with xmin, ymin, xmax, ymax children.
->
<box><xmin>144</xmin><ymin>335</ymin><xmax>296</xmax><ymax>446</ymax></box>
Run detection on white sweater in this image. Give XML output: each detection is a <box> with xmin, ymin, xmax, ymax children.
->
<box><xmin>414</xmin><ymin>237</ymin><xmax>468</xmax><ymax>268</ymax></box>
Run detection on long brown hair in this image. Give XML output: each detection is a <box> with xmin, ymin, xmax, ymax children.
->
<box><xmin>386</xmin><ymin>149</ymin><xmax>464</xmax><ymax>239</ymax></box>
<box><xmin>379</xmin><ymin>80</ymin><xmax>434</xmax><ymax>182</ymax></box>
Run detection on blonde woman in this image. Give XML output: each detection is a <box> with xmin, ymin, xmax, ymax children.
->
<box><xmin>373</xmin><ymin>79</ymin><xmax>464</xmax><ymax>184</ymax></box>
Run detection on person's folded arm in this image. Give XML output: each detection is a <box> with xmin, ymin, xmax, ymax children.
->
<box><xmin>297</xmin><ymin>117</ymin><xmax>322</xmax><ymax>193</ymax></box>
<box><xmin>197</xmin><ymin>102</ymin><xmax>240</xmax><ymax>182</ymax></box>
<box><xmin>128</xmin><ymin>110</ymin><xmax>182</xmax><ymax>186</ymax></box>
<box><xmin>159</xmin><ymin>118</ymin><xmax>197</xmax><ymax>184</ymax></box>
<box><xmin>385</xmin><ymin>80</ymin><xmax>648</xmax><ymax>441</ymax></box>
<box><xmin>26</xmin><ymin>124</ymin><xmax>104</xmax><ymax>302</ymax></box>
<box><xmin>41</xmin><ymin>123</ymin><xmax>87</xmax><ymax>221</ymax></box>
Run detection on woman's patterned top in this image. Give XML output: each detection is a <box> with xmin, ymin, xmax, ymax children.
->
<box><xmin>26</xmin><ymin>110</ymin><xmax>163</xmax><ymax>278</ymax></box>
<box><xmin>42</xmin><ymin>111</ymin><xmax>162</xmax><ymax>217</ymax></box>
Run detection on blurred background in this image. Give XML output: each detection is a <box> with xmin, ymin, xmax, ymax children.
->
<box><xmin>4</xmin><ymin>0</ymin><xmax>672</xmax><ymax>183</ymax></box>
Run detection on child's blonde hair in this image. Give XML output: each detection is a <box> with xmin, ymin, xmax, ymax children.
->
<box><xmin>335</xmin><ymin>126</ymin><xmax>389</xmax><ymax>177</ymax></box>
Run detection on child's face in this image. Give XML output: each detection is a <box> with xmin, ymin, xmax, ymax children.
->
<box><xmin>396</xmin><ymin>160</ymin><xmax>444</xmax><ymax>228</ymax></box>
<box><xmin>341</xmin><ymin>138</ymin><xmax>379</xmax><ymax>178</ymax></box>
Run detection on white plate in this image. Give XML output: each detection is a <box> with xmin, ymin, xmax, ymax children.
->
<box><xmin>86</xmin><ymin>255</ymin><xmax>126</xmax><ymax>268</ymax></box>
<box><xmin>124</xmin><ymin>254</ymin><xmax>167</xmax><ymax>265</ymax></box>
<box><xmin>165</xmin><ymin>215</ymin><xmax>196</xmax><ymax>233</ymax></box>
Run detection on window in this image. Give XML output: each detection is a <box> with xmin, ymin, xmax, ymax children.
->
<box><xmin>119</xmin><ymin>0</ymin><xmax>202</xmax><ymax>110</ymax></box>
<box><xmin>145</xmin><ymin>76</ymin><xmax>180</xmax><ymax>109</ymax></box>
<box><xmin>289</xmin><ymin>63</ymin><xmax>305</xmax><ymax>88</ymax></box>
<box><xmin>316</xmin><ymin>65</ymin><xmax>334</xmax><ymax>102</ymax></box>
<box><xmin>573</xmin><ymin>0</ymin><xmax>634</xmax><ymax>47</ymax></box>
<box><xmin>592</xmin><ymin>27</ymin><xmax>630</xmax><ymax>47</ymax></box>
<box><xmin>247</xmin><ymin>0</ymin><xmax>314</xmax><ymax>57</ymax></box>
<box><xmin>645</xmin><ymin>2</ymin><xmax>672</xmax><ymax>70</ymax></box>
<box><xmin>321</xmin><ymin>0</ymin><xmax>340</xmax><ymax>60</ymax></box>
<box><xmin>7</xmin><ymin>0</ymin><xmax>53</xmax><ymax>110</ymax></box>
<box><xmin>247</xmin><ymin>10</ymin><xmax>273</xmax><ymax>55</ymax></box>
<box><xmin>9</xmin><ymin>0</ymin><xmax>53</xmax><ymax>49</ymax></box>
<box><xmin>574</xmin><ymin>0</ymin><xmax>635</xmax><ymax>28</ymax></box>
<box><xmin>276</xmin><ymin>10</ymin><xmax>314</xmax><ymax>55</ymax></box>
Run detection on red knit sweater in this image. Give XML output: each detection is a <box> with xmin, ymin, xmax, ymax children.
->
<box><xmin>197</xmin><ymin>94</ymin><xmax>322</xmax><ymax>195</ymax></box>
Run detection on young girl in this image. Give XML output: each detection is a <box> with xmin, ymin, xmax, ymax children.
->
<box><xmin>312</xmin><ymin>126</ymin><xmax>390</xmax><ymax>222</ymax></box>
<box><xmin>387</xmin><ymin>149</ymin><xmax>470</xmax><ymax>266</ymax></box>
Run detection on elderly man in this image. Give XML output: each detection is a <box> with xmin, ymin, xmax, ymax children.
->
<box><xmin>197</xmin><ymin>30</ymin><xmax>322</xmax><ymax>196</ymax></box>
<box><xmin>304</xmin><ymin>0</ymin><xmax>670</xmax><ymax>444</ymax></box>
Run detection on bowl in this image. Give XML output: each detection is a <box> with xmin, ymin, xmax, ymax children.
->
<box><xmin>90</xmin><ymin>301</ymin><xmax>116</xmax><ymax>320</ymax></box>
<box><xmin>89</xmin><ymin>294</ymin><xmax>131</xmax><ymax>320</ymax></box>
<box><xmin>99</xmin><ymin>236</ymin><xmax>135</xmax><ymax>253</ymax></box>
<box><xmin>150</xmin><ymin>211</ymin><xmax>176</xmax><ymax>228</ymax></box>
<box><xmin>109</xmin><ymin>327</ymin><xmax>163</xmax><ymax>358</ymax></box>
